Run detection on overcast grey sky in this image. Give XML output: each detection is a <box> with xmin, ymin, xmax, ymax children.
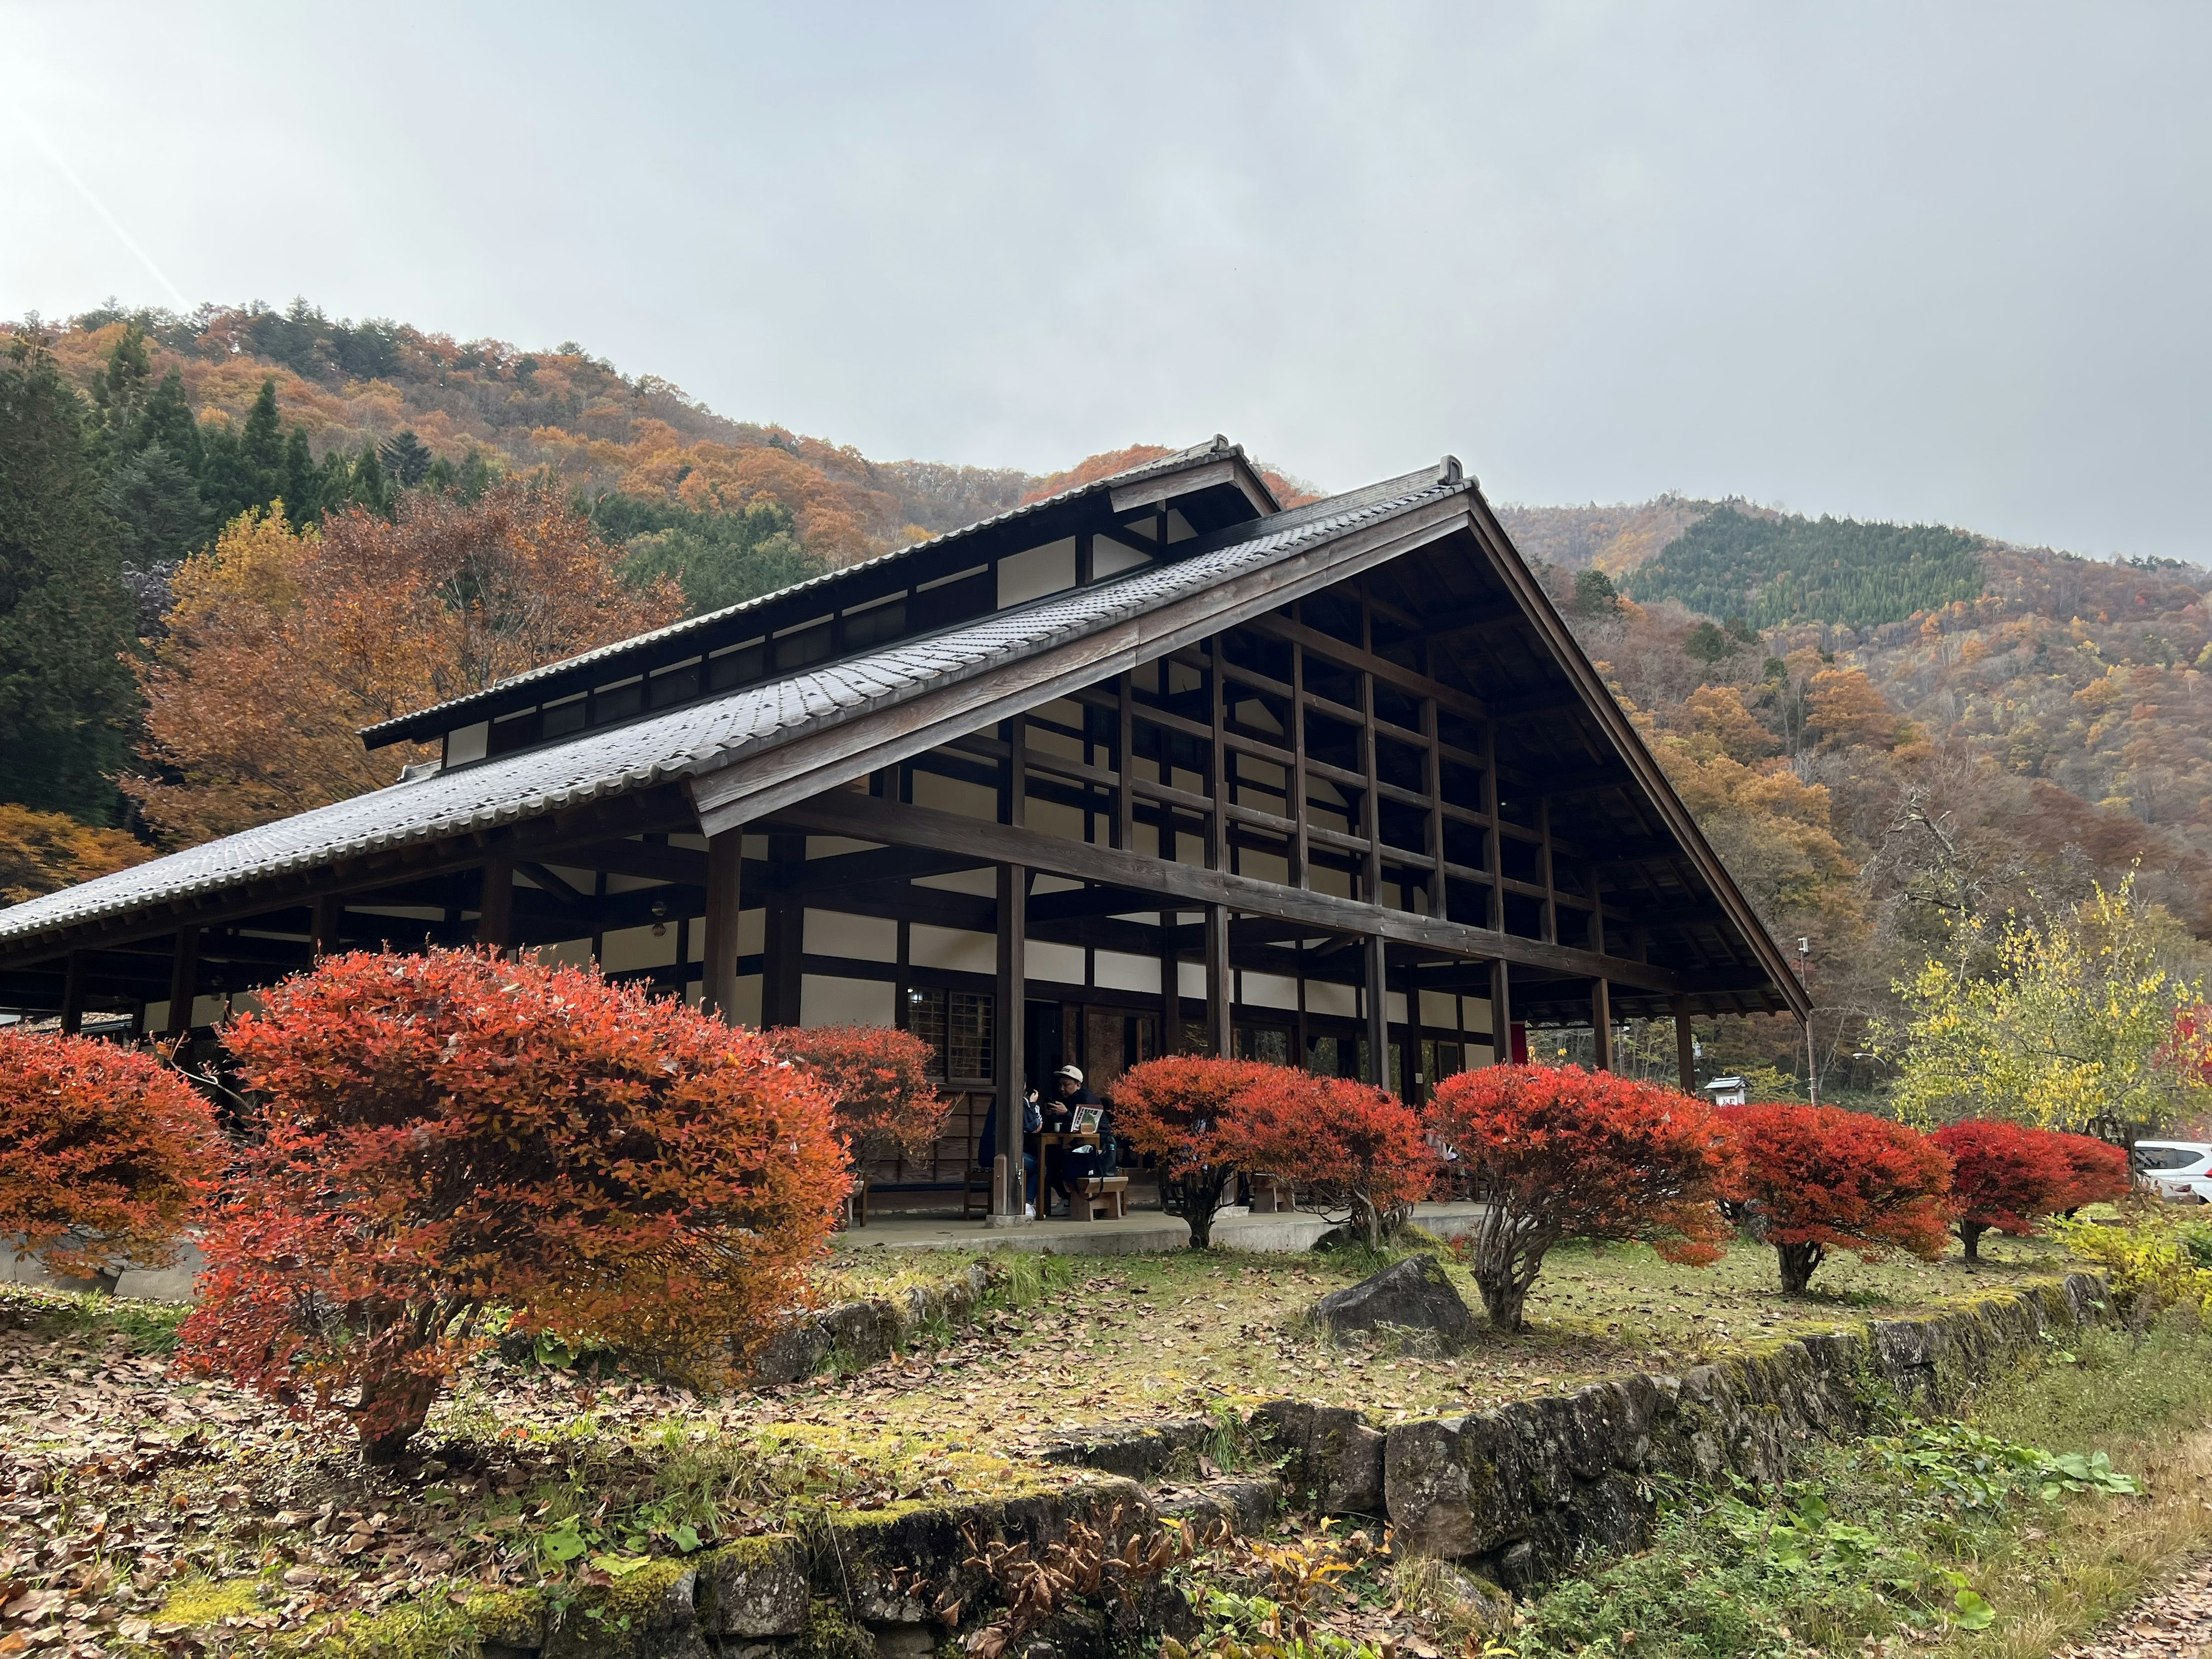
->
<box><xmin>7</xmin><ymin>2</ymin><xmax>2208</xmax><ymax>558</ymax></box>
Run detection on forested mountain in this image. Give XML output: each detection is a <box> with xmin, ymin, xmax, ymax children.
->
<box><xmin>1620</xmin><ymin>505</ymin><xmax>1988</xmax><ymax>630</ymax></box>
<box><xmin>7</xmin><ymin>297</ymin><xmax>2212</xmax><ymax>1108</ymax></box>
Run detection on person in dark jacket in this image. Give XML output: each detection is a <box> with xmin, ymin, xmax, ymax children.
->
<box><xmin>1044</xmin><ymin>1064</ymin><xmax>1113</xmax><ymax>1214</ymax></box>
<box><xmin>975</xmin><ymin>1092</ymin><xmax>1042</xmax><ymax>1216</ymax></box>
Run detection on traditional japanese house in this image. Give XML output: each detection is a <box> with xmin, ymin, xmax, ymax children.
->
<box><xmin>0</xmin><ymin>439</ymin><xmax>1807</xmax><ymax>1218</ymax></box>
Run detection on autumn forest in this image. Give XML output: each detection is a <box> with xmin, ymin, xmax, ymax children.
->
<box><xmin>6</xmin><ymin>298</ymin><xmax>2211</xmax><ymax>1107</ymax></box>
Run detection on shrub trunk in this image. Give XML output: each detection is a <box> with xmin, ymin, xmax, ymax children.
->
<box><xmin>1777</xmin><ymin>1240</ymin><xmax>1825</xmax><ymax>1295</ymax></box>
<box><xmin>1960</xmin><ymin>1220</ymin><xmax>1989</xmax><ymax>1263</ymax></box>
<box><xmin>1164</xmin><ymin>1168</ymin><xmax>1237</xmax><ymax>1249</ymax></box>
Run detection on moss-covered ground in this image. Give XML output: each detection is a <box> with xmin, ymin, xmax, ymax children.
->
<box><xmin>0</xmin><ymin>1230</ymin><xmax>2083</xmax><ymax>1656</ymax></box>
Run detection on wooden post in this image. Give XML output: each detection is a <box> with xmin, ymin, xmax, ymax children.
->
<box><xmin>1115</xmin><ymin>672</ymin><xmax>1135</xmax><ymax>851</ymax></box>
<box><xmin>1482</xmin><ymin>721</ymin><xmax>1504</xmax><ymax>931</ymax></box>
<box><xmin>1537</xmin><ymin>799</ymin><xmax>1556</xmax><ymax>943</ymax></box>
<box><xmin>700</xmin><ymin>826</ymin><xmax>745</xmax><ymax>1023</ymax></box>
<box><xmin>59</xmin><ymin>951</ymin><xmax>86</xmax><ymax>1036</ymax></box>
<box><xmin>762</xmin><ymin>833</ymin><xmax>805</xmax><ymax>1028</ymax></box>
<box><xmin>1290</xmin><ymin>639</ymin><xmax>1310</xmax><ymax>888</ymax></box>
<box><xmin>994</xmin><ymin>860</ymin><xmax>1028</xmax><ymax>1221</ymax></box>
<box><xmin>1205</xmin><ymin>902</ymin><xmax>1231</xmax><ymax>1056</ymax></box>
<box><xmin>310</xmin><ymin>895</ymin><xmax>343</xmax><ymax>958</ymax></box>
<box><xmin>1673</xmin><ymin>994</ymin><xmax>1696</xmax><ymax>1093</ymax></box>
<box><xmin>164</xmin><ymin>927</ymin><xmax>200</xmax><ymax>1040</ymax></box>
<box><xmin>1207</xmin><ymin>639</ymin><xmax>1227</xmax><ymax>872</ymax></box>
<box><xmin>1399</xmin><ymin>969</ymin><xmax>1422</xmax><ymax>1102</ymax></box>
<box><xmin>1160</xmin><ymin>910</ymin><xmax>1184</xmax><ymax>1055</ymax></box>
<box><xmin>1365</xmin><ymin>933</ymin><xmax>1391</xmax><ymax>1093</ymax></box>
<box><xmin>478</xmin><ymin>859</ymin><xmax>514</xmax><ymax>950</ymax></box>
<box><xmin>1488</xmin><ymin>957</ymin><xmax>1512</xmax><ymax>1066</ymax></box>
<box><xmin>1586</xmin><ymin>862</ymin><xmax>1611</xmax><ymax>1071</ymax></box>
<box><xmin>1424</xmin><ymin>696</ymin><xmax>1448</xmax><ymax>919</ymax></box>
<box><xmin>1359</xmin><ymin>669</ymin><xmax>1383</xmax><ymax>906</ymax></box>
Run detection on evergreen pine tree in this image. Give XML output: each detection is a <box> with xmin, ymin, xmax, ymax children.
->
<box><xmin>137</xmin><ymin>369</ymin><xmax>203</xmax><ymax>474</ymax></box>
<box><xmin>0</xmin><ymin>340</ymin><xmax>138</xmax><ymax>821</ymax></box>
<box><xmin>241</xmin><ymin>378</ymin><xmax>285</xmax><ymax>504</ymax></box>
<box><xmin>349</xmin><ymin>441</ymin><xmax>391</xmax><ymax>515</ymax></box>
<box><xmin>90</xmin><ymin>323</ymin><xmax>154</xmax><ymax>447</ymax></box>
<box><xmin>103</xmin><ymin>441</ymin><xmax>207</xmax><ymax>569</ymax></box>
<box><xmin>282</xmin><ymin>426</ymin><xmax>319</xmax><ymax>524</ymax></box>
<box><xmin>379</xmin><ymin>429</ymin><xmax>432</xmax><ymax>488</ymax></box>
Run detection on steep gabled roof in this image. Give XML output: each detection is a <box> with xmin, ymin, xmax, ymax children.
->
<box><xmin>0</xmin><ymin>465</ymin><xmax>1441</xmax><ymax>951</ymax></box>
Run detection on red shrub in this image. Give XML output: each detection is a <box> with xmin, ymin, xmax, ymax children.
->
<box><xmin>0</xmin><ymin>1031</ymin><xmax>222</xmax><ymax>1286</ymax></box>
<box><xmin>1425</xmin><ymin>1065</ymin><xmax>1741</xmax><ymax>1330</ymax></box>
<box><xmin>1215</xmin><ymin>1071</ymin><xmax>1438</xmax><ymax>1248</ymax></box>
<box><xmin>177</xmin><ymin>949</ymin><xmax>848</xmax><ymax>1463</ymax></box>
<box><xmin>1722</xmin><ymin>1103</ymin><xmax>1952</xmax><ymax>1293</ymax></box>
<box><xmin>764</xmin><ymin>1024</ymin><xmax>949</xmax><ymax>1169</ymax></box>
<box><xmin>2052</xmin><ymin>1132</ymin><xmax>2133</xmax><ymax>1212</ymax></box>
<box><xmin>1110</xmin><ymin>1056</ymin><xmax>1274</xmax><ymax>1248</ymax></box>
<box><xmin>1930</xmin><ymin>1120</ymin><xmax>2128</xmax><ymax>1261</ymax></box>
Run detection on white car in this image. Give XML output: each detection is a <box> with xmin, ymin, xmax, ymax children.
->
<box><xmin>2131</xmin><ymin>1141</ymin><xmax>2212</xmax><ymax>1202</ymax></box>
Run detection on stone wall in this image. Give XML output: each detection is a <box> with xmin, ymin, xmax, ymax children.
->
<box><xmin>381</xmin><ymin>1272</ymin><xmax>2105</xmax><ymax>1655</ymax></box>
<box><xmin>1362</xmin><ymin>1273</ymin><xmax>2104</xmax><ymax>1592</ymax></box>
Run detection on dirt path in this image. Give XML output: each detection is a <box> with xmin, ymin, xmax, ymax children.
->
<box><xmin>2063</xmin><ymin>1556</ymin><xmax>2212</xmax><ymax>1659</ymax></box>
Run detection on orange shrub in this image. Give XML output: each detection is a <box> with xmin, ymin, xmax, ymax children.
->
<box><xmin>177</xmin><ymin>949</ymin><xmax>847</xmax><ymax>1462</ymax></box>
<box><xmin>0</xmin><ymin>1031</ymin><xmax>221</xmax><ymax>1286</ymax></box>
<box><xmin>1216</xmin><ymin>1071</ymin><xmax>1437</xmax><ymax>1248</ymax></box>
<box><xmin>1722</xmin><ymin>1103</ymin><xmax>1952</xmax><ymax>1293</ymax></box>
<box><xmin>1426</xmin><ymin>1065</ymin><xmax>1740</xmax><ymax>1330</ymax></box>
<box><xmin>763</xmin><ymin>1024</ymin><xmax>948</xmax><ymax>1169</ymax></box>
<box><xmin>1110</xmin><ymin>1056</ymin><xmax>1274</xmax><ymax>1248</ymax></box>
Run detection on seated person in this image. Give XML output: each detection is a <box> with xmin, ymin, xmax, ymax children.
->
<box><xmin>975</xmin><ymin>1093</ymin><xmax>1043</xmax><ymax>1216</ymax></box>
<box><xmin>1043</xmin><ymin>1065</ymin><xmax>1114</xmax><ymax>1213</ymax></box>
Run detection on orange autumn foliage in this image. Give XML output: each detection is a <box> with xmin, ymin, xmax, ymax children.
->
<box><xmin>178</xmin><ymin>949</ymin><xmax>847</xmax><ymax>1463</ymax></box>
<box><xmin>0</xmin><ymin>804</ymin><xmax>151</xmax><ymax>903</ymax></box>
<box><xmin>0</xmin><ymin>1030</ymin><xmax>222</xmax><ymax>1284</ymax></box>
<box><xmin>127</xmin><ymin>486</ymin><xmax>682</xmax><ymax>844</ymax></box>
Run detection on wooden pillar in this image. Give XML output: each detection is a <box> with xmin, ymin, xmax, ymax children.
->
<box><xmin>762</xmin><ymin>833</ymin><xmax>804</xmax><ymax>1028</ymax></box>
<box><xmin>1585</xmin><ymin>861</ymin><xmax>1611</xmax><ymax>1071</ymax></box>
<box><xmin>1423</xmin><ymin>696</ymin><xmax>1448</xmax><ymax>919</ymax></box>
<box><xmin>1289</xmin><ymin>640</ymin><xmax>1310</xmax><ymax>887</ymax></box>
<box><xmin>1365</xmin><ymin>933</ymin><xmax>1391</xmax><ymax>1093</ymax></box>
<box><xmin>1399</xmin><ymin>969</ymin><xmax>1422</xmax><ymax>1102</ymax></box>
<box><xmin>478</xmin><ymin>859</ymin><xmax>514</xmax><ymax>951</ymax></box>
<box><xmin>1481</xmin><ymin>722</ymin><xmax>1504</xmax><ymax>931</ymax></box>
<box><xmin>1204</xmin><ymin>902</ymin><xmax>1231</xmax><ymax>1057</ymax></box>
<box><xmin>1673</xmin><ymin>994</ymin><xmax>1696</xmax><ymax>1093</ymax></box>
<box><xmin>162</xmin><ymin>927</ymin><xmax>200</xmax><ymax>1040</ymax></box>
<box><xmin>1114</xmin><ymin>672</ymin><xmax>1135</xmax><ymax>851</ymax></box>
<box><xmin>1359</xmin><ymin>670</ymin><xmax>1383</xmax><ymax>905</ymax></box>
<box><xmin>994</xmin><ymin>861</ymin><xmax>1028</xmax><ymax>1220</ymax></box>
<box><xmin>310</xmin><ymin>895</ymin><xmax>343</xmax><ymax>959</ymax></box>
<box><xmin>59</xmin><ymin>951</ymin><xmax>86</xmax><ymax>1036</ymax></box>
<box><xmin>1207</xmin><ymin>639</ymin><xmax>1227</xmax><ymax>872</ymax></box>
<box><xmin>700</xmin><ymin>826</ymin><xmax>745</xmax><ymax>1023</ymax></box>
<box><xmin>1160</xmin><ymin>911</ymin><xmax>1184</xmax><ymax>1055</ymax></box>
<box><xmin>1488</xmin><ymin>957</ymin><xmax>1512</xmax><ymax>1066</ymax></box>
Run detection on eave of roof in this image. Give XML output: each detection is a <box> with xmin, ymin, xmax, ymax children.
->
<box><xmin>356</xmin><ymin>434</ymin><xmax>1278</xmax><ymax>749</ymax></box>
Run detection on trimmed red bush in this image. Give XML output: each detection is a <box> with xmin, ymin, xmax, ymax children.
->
<box><xmin>764</xmin><ymin>1024</ymin><xmax>949</xmax><ymax>1170</ymax></box>
<box><xmin>1425</xmin><ymin>1065</ymin><xmax>1741</xmax><ymax>1330</ymax></box>
<box><xmin>1722</xmin><ymin>1103</ymin><xmax>1952</xmax><ymax>1293</ymax></box>
<box><xmin>1215</xmin><ymin>1071</ymin><xmax>1438</xmax><ymax>1248</ymax></box>
<box><xmin>1110</xmin><ymin>1056</ymin><xmax>1274</xmax><ymax>1248</ymax></box>
<box><xmin>0</xmin><ymin>1030</ymin><xmax>222</xmax><ymax>1287</ymax></box>
<box><xmin>1930</xmin><ymin>1120</ymin><xmax>2128</xmax><ymax>1262</ymax></box>
<box><xmin>177</xmin><ymin>949</ymin><xmax>848</xmax><ymax>1463</ymax></box>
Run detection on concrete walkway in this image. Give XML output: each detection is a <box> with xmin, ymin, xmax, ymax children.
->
<box><xmin>831</xmin><ymin>1200</ymin><xmax>1491</xmax><ymax>1257</ymax></box>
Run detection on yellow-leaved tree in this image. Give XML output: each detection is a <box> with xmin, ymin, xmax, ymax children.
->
<box><xmin>1883</xmin><ymin>874</ymin><xmax>2210</xmax><ymax>1130</ymax></box>
<box><xmin>127</xmin><ymin>484</ymin><xmax>684</xmax><ymax>845</ymax></box>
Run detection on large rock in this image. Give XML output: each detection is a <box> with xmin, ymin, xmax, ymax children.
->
<box><xmin>1037</xmin><ymin>1418</ymin><xmax>1214</xmax><ymax>1480</ymax></box>
<box><xmin>698</xmin><ymin>1536</ymin><xmax>809</xmax><ymax>1637</ymax></box>
<box><xmin>1255</xmin><ymin>1400</ymin><xmax>1387</xmax><ymax>1513</ymax></box>
<box><xmin>1312</xmin><ymin>1255</ymin><xmax>1476</xmax><ymax>1346</ymax></box>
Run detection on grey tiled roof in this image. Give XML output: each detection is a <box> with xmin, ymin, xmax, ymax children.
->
<box><xmin>357</xmin><ymin>435</ymin><xmax>1266</xmax><ymax>746</ymax></box>
<box><xmin>0</xmin><ymin>467</ymin><xmax>1460</xmax><ymax>951</ymax></box>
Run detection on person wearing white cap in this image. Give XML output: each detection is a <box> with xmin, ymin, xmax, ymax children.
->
<box><xmin>1042</xmin><ymin>1063</ymin><xmax>1108</xmax><ymax>1216</ymax></box>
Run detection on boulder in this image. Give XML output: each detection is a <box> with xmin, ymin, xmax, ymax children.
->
<box><xmin>1156</xmin><ymin>1475</ymin><xmax>1281</xmax><ymax>1536</ymax></box>
<box><xmin>1312</xmin><ymin>1255</ymin><xmax>1476</xmax><ymax>1346</ymax></box>
<box><xmin>1037</xmin><ymin>1418</ymin><xmax>1213</xmax><ymax>1481</ymax></box>
<box><xmin>1255</xmin><ymin>1400</ymin><xmax>1387</xmax><ymax>1513</ymax></box>
<box><xmin>699</xmin><ymin>1536</ymin><xmax>809</xmax><ymax>1638</ymax></box>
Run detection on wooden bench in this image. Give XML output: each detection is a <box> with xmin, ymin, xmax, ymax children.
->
<box><xmin>841</xmin><ymin>1175</ymin><xmax>871</xmax><ymax>1228</ymax></box>
<box><xmin>1073</xmin><ymin>1175</ymin><xmax>1129</xmax><ymax>1221</ymax></box>
<box><xmin>1248</xmin><ymin>1174</ymin><xmax>1294</xmax><ymax>1214</ymax></box>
